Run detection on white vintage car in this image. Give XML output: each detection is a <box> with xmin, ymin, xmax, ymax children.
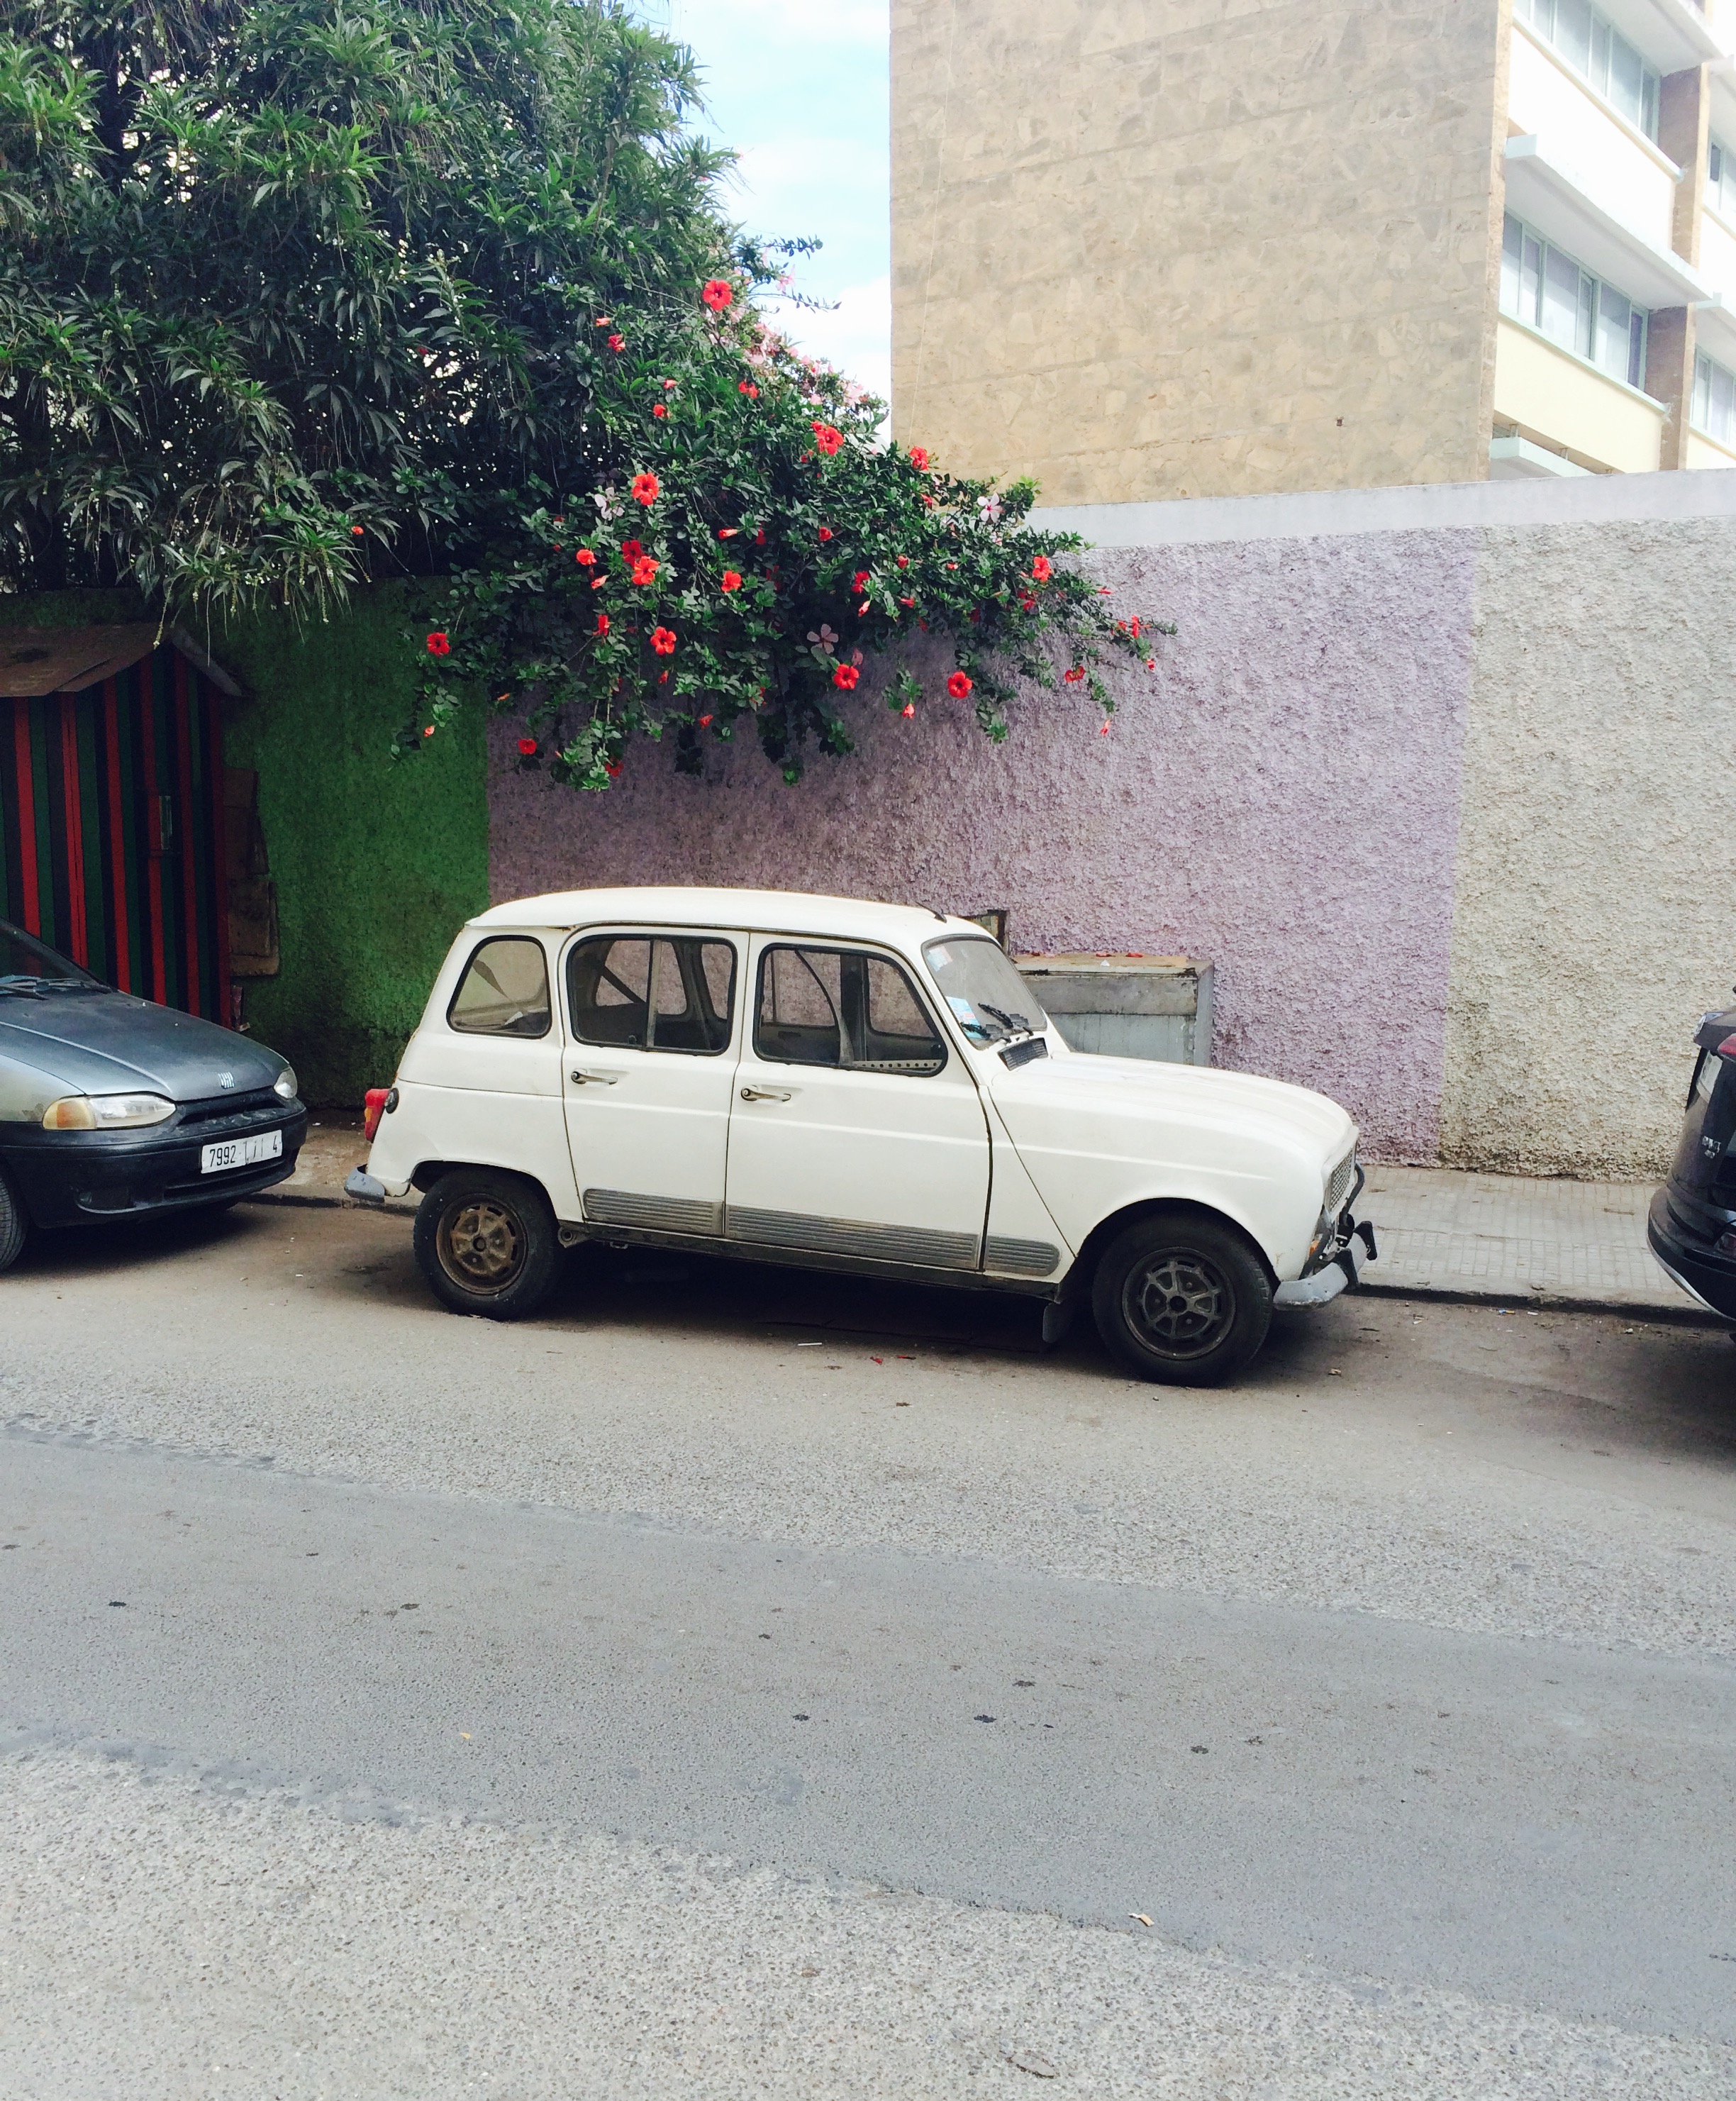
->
<box><xmin>348</xmin><ymin>887</ymin><xmax>1373</xmax><ymax>1385</ymax></box>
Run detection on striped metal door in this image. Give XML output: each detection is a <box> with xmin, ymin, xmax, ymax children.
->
<box><xmin>1</xmin><ymin>647</ymin><xmax>231</xmax><ymax>1020</ymax></box>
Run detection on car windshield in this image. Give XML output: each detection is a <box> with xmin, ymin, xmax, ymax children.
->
<box><xmin>0</xmin><ymin>920</ymin><xmax>104</xmax><ymax>993</ymax></box>
<box><xmin>923</xmin><ymin>936</ymin><xmax>1048</xmax><ymax>1046</ymax></box>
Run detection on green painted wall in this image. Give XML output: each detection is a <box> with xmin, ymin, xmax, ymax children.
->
<box><xmin>218</xmin><ymin>586</ymin><xmax>488</xmax><ymax>1105</ymax></box>
<box><xmin>1</xmin><ymin>584</ymin><xmax>489</xmax><ymax>1107</ymax></box>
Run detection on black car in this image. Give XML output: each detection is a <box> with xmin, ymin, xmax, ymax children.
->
<box><xmin>1649</xmin><ymin>1001</ymin><xmax>1736</xmax><ymax>1324</ymax></box>
<box><xmin>0</xmin><ymin>918</ymin><xmax>306</xmax><ymax>1273</ymax></box>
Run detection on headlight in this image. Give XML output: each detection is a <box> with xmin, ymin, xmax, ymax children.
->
<box><xmin>273</xmin><ymin>1066</ymin><xmax>298</xmax><ymax>1100</ymax></box>
<box><xmin>42</xmin><ymin>1093</ymin><xmax>175</xmax><ymax>1131</ymax></box>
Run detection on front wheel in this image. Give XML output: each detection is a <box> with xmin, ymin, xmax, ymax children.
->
<box><xmin>1091</xmin><ymin>1213</ymin><xmax>1272</xmax><ymax>1387</ymax></box>
<box><xmin>0</xmin><ymin>1163</ymin><xmax>26</xmax><ymax>1275</ymax></box>
<box><xmin>413</xmin><ymin>1168</ymin><xmax>560</xmax><ymax>1319</ymax></box>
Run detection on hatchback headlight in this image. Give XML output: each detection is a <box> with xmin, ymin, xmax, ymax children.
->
<box><xmin>273</xmin><ymin>1065</ymin><xmax>298</xmax><ymax>1100</ymax></box>
<box><xmin>42</xmin><ymin>1093</ymin><xmax>175</xmax><ymax>1131</ymax></box>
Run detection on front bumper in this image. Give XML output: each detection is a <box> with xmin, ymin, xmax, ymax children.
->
<box><xmin>1274</xmin><ymin>1216</ymin><xmax>1377</xmax><ymax>1309</ymax></box>
<box><xmin>1</xmin><ymin>1101</ymin><xmax>308</xmax><ymax>1229</ymax></box>
<box><xmin>1647</xmin><ymin>1186</ymin><xmax>1736</xmax><ymax>1320</ymax></box>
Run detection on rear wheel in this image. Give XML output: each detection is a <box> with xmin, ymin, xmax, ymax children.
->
<box><xmin>1091</xmin><ymin>1212</ymin><xmax>1272</xmax><ymax>1387</ymax></box>
<box><xmin>0</xmin><ymin>1163</ymin><xmax>26</xmax><ymax>1275</ymax></box>
<box><xmin>413</xmin><ymin>1168</ymin><xmax>560</xmax><ymax>1319</ymax></box>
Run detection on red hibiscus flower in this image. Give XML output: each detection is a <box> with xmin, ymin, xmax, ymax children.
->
<box><xmin>663</xmin><ymin>377</ymin><xmax>677</xmax><ymax>389</ymax></box>
<box><xmin>575</xmin><ymin>548</ymin><xmax>596</xmax><ymax>567</ymax></box>
<box><xmin>607</xmin><ymin>333</ymin><xmax>625</xmax><ymax>353</ymax></box>
<box><xmin>517</xmin><ymin>737</ymin><xmax>538</xmax><ymax>757</ymax></box>
<box><xmin>1064</xmin><ymin>666</ymin><xmax>1085</xmax><ymax>683</ymax></box>
<box><xmin>901</xmin><ymin>702</ymin><xmax>916</xmax><ymax>719</ymax></box>
<box><xmin>755</xmin><ymin>528</ymin><xmax>767</xmax><ymax>545</ymax></box>
<box><xmin>1030</xmin><ymin>555</ymin><xmax>1053</xmax><ymax>582</ymax></box>
<box><xmin>604</xmin><ymin>760</ymin><xmax>622</xmax><ymax>777</ymax></box>
<box><xmin>699</xmin><ymin>714</ymin><xmax>713</xmax><ymax>727</ymax></box>
<box><xmin>423</xmin><ymin>725</ymin><xmax>435</xmax><ymax>738</ymax></box>
<box><xmin>852</xmin><ymin>570</ymin><xmax>871</xmax><ymax>591</ymax></box>
<box><xmin>718</xmin><ymin>528</ymin><xmax>739</xmax><ymax>539</ymax></box>
<box><xmin>720</xmin><ymin>571</ymin><xmax>742</xmax><ymax>592</ymax></box>
<box><xmin>651</xmin><ymin>626</ymin><xmax>677</xmax><ymax>655</ymax></box>
<box><xmin>631</xmin><ymin>472</ymin><xmax>660</xmax><ymax>506</ymax></box>
<box><xmin>425</xmin><ymin>631</ymin><xmax>450</xmax><ymax>655</ymax></box>
<box><xmin>701</xmin><ymin>278</ymin><xmax>733</xmax><ymax>311</ymax></box>
<box><xmin>595</xmin><ymin>612</ymin><xmax>610</xmax><ymax>635</ymax></box>
<box><xmin>351</xmin><ymin>524</ymin><xmax>364</xmax><ymax>536</ymax></box>
<box><xmin>1019</xmin><ymin>594</ymin><xmax>1037</xmax><ymax>611</ymax></box>
<box><xmin>621</xmin><ymin>539</ymin><xmax>644</xmax><ymax>563</ymax></box>
<box><xmin>832</xmin><ymin>663</ymin><xmax>860</xmax><ymax>691</ymax></box>
<box><xmin>895</xmin><ymin>555</ymin><xmax>909</xmax><ymax>569</ymax></box>
<box><xmin>908</xmin><ymin>447</ymin><xmax>930</xmax><ymax>470</ymax></box>
<box><xmin>817</xmin><ymin>526</ymin><xmax>833</xmax><ymax>543</ymax></box>
<box><xmin>652</xmin><ymin>403</ymin><xmax>667</xmax><ymax>418</ymax></box>
<box><xmin>945</xmin><ymin>671</ymin><xmax>972</xmax><ymax>699</ymax></box>
<box><xmin>1099</xmin><ymin>719</ymin><xmax>1112</xmax><ymax>735</ymax></box>
<box><xmin>631</xmin><ymin>555</ymin><xmax>660</xmax><ymax>586</ymax></box>
<box><xmin>1130</xmin><ymin>616</ymin><xmax>1142</xmax><ymax>638</ymax></box>
<box><xmin>812</xmin><ymin>423</ymin><xmax>843</xmax><ymax>456</ymax></box>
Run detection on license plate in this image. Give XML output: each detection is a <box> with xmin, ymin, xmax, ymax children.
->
<box><xmin>200</xmin><ymin>1130</ymin><xmax>284</xmax><ymax>1175</ymax></box>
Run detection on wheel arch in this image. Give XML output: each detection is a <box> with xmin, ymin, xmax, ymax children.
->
<box><xmin>1060</xmin><ymin>1196</ymin><xmax>1279</xmax><ymax>1297</ymax></box>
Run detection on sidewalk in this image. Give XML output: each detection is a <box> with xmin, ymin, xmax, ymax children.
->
<box><xmin>260</xmin><ymin>1122</ymin><xmax>1709</xmax><ymax>1324</ymax></box>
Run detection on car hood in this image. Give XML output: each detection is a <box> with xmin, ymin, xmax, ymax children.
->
<box><xmin>993</xmin><ymin>1048</ymin><xmax>1357</xmax><ymax>1161</ymax></box>
<box><xmin>0</xmin><ymin>992</ymin><xmax>284</xmax><ymax>1101</ymax></box>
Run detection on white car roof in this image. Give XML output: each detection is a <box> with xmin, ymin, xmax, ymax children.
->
<box><xmin>469</xmin><ymin>886</ymin><xmax>985</xmax><ymax>946</ymax></box>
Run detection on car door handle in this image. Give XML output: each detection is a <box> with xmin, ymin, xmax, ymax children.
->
<box><xmin>740</xmin><ymin>1085</ymin><xmax>793</xmax><ymax>1102</ymax></box>
<box><xmin>571</xmin><ymin>1069</ymin><xmax>623</xmax><ymax>1085</ymax></box>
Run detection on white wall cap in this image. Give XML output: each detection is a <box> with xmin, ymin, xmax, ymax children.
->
<box><xmin>1030</xmin><ymin>470</ymin><xmax>1736</xmax><ymax>548</ymax></box>
<box><xmin>1490</xmin><ymin>436</ymin><xmax>1596</xmax><ymax>477</ymax></box>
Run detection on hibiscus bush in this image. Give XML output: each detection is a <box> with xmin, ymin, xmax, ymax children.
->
<box><xmin>408</xmin><ymin>277</ymin><xmax>1170</xmax><ymax>788</ymax></box>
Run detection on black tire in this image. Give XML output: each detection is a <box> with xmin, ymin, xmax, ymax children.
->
<box><xmin>0</xmin><ymin>1163</ymin><xmax>26</xmax><ymax>1275</ymax></box>
<box><xmin>1091</xmin><ymin>1212</ymin><xmax>1273</xmax><ymax>1387</ymax></box>
<box><xmin>413</xmin><ymin>1168</ymin><xmax>560</xmax><ymax>1319</ymax></box>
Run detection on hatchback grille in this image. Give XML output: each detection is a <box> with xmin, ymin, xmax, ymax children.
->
<box><xmin>1326</xmin><ymin>1149</ymin><xmax>1357</xmax><ymax>1213</ymax></box>
<box><xmin>178</xmin><ymin>1090</ymin><xmax>282</xmax><ymax>1135</ymax></box>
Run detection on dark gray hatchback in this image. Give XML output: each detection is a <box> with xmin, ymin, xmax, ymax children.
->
<box><xmin>1648</xmin><ymin>1002</ymin><xmax>1736</xmax><ymax>1324</ymax></box>
<box><xmin>0</xmin><ymin>918</ymin><xmax>306</xmax><ymax>1273</ymax></box>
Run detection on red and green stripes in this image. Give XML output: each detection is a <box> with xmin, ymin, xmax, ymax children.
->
<box><xmin>1</xmin><ymin>648</ymin><xmax>230</xmax><ymax>1019</ymax></box>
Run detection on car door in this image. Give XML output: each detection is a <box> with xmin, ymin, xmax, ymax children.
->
<box><xmin>725</xmin><ymin>938</ymin><xmax>991</xmax><ymax>1270</ymax></box>
<box><xmin>562</xmin><ymin>928</ymin><xmax>742</xmax><ymax>1236</ymax></box>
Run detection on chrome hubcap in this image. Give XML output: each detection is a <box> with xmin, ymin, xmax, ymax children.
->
<box><xmin>1125</xmin><ymin>1251</ymin><xmax>1233</xmax><ymax>1359</ymax></box>
<box><xmin>438</xmin><ymin>1198</ymin><xmax>524</xmax><ymax>1293</ymax></box>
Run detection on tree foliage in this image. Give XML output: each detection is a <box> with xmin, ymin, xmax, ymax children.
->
<box><xmin>1</xmin><ymin>0</ymin><xmax>1167</xmax><ymax>787</ymax></box>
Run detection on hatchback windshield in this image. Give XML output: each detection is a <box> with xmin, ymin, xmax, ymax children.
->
<box><xmin>0</xmin><ymin>919</ymin><xmax>103</xmax><ymax>993</ymax></box>
<box><xmin>923</xmin><ymin>937</ymin><xmax>1048</xmax><ymax>1046</ymax></box>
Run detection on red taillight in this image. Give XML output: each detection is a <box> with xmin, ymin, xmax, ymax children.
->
<box><xmin>1720</xmin><ymin>1035</ymin><xmax>1736</xmax><ymax>1058</ymax></box>
<box><xmin>363</xmin><ymin>1086</ymin><xmax>390</xmax><ymax>1142</ymax></box>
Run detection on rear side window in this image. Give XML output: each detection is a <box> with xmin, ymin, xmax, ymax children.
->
<box><xmin>447</xmin><ymin>937</ymin><xmax>551</xmax><ymax>1037</ymax></box>
<box><xmin>567</xmin><ymin>933</ymin><xmax>736</xmax><ymax>1053</ymax></box>
<box><xmin>755</xmin><ymin>946</ymin><xmax>945</xmax><ymax>1075</ymax></box>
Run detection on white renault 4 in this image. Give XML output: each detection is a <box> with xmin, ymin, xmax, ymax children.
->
<box><xmin>348</xmin><ymin>888</ymin><xmax>1374</xmax><ymax>1385</ymax></box>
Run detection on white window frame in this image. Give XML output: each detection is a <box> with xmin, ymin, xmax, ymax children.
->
<box><xmin>1513</xmin><ymin>0</ymin><xmax>1662</xmax><ymax>140</ymax></box>
<box><xmin>1692</xmin><ymin>348</ymin><xmax>1736</xmax><ymax>446</ymax></box>
<box><xmin>1500</xmin><ymin>211</ymin><xmax>1651</xmax><ymax>392</ymax></box>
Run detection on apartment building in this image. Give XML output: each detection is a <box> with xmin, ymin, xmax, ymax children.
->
<box><xmin>891</xmin><ymin>0</ymin><xmax>1736</xmax><ymax>499</ymax></box>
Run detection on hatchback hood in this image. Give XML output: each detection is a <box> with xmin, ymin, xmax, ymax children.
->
<box><xmin>1001</xmin><ymin>1048</ymin><xmax>1357</xmax><ymax>1158</ymax></box>
<box><xmin>0</xmin><ymin>992</ymin><xmax>284</xmax><ymax>1101</ymax></box>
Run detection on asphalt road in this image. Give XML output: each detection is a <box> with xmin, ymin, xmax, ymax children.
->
<box><xmin>4</xmin><ymin>1198</ymin><xmax>1735</xmax><ymax>2097</ymax></box>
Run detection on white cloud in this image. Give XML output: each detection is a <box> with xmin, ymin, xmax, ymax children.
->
<box><xmin>769</xmin><ymin>275</ymin><xmax>891</xmax><ymax>406</ymax></box>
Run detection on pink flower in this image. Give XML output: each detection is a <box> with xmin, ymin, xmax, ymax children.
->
<box><xmin>946</xmin><ymin>670</ymin><xmax>972</xmax><ymax>699</ymax></box>
<box><xmin>833</xmin><ymin>663</ymin><xmax>860</xmax><ymax>690</ymax></box>
<box><xmin>702</xmin><ymin>278</ymin><xmax>733</xmax><ymax>311</ymax></box>
<box><xmin>425</xmin><ymin>631</ymin><xmax>450</xmax><ymax>655</ymax></box>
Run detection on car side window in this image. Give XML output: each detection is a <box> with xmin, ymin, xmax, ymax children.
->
<box><xmin>568</xmin><ymin>933</ymin><xmax>735</xmax><ymax>1054</ymax></box>
<box><xmin>447</xmin><ymin>937</ymin><xmax>551</xmax><ymax>1038</ymax></box>
<box><xmin>755</xmin><ymin>946</ymin><xmax>945</xmax><ymax>1075</ymax></box>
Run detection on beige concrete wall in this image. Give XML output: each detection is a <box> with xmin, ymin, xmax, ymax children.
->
<box><xmin>891</xmin><ymin>0</ymin><xmax>1508</xmax><ymax>504</ymax></box>
<box><xmin>1440</xmin><ymin>518</ymin><xmax>1736</xmax><ymax>1177</ymax></box>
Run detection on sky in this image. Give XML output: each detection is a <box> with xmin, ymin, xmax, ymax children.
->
<box><xmin>642</xmin><ymin>0</ymin><xmax>893</xmax><ymax>404</ymax></box>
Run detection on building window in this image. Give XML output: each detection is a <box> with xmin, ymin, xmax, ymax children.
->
<box><xmin>1501</xmin><ymin>214</ymin><xmax>1649</xmax><ymax>389</ymax></box>
<box><xmin>1710</xmin><ymin>138</ymin><xmax>1736</xmax><ymax>221</ymax></box>
<box><xmin>1693</xmin><ymin>350</ymin><xmax>1736</xmax><ymax>445</ymax></box>
<box><xmin>1513</xmin><ymin>0</ymin><xmax>1661</xmax><ymax>140</ymax></box>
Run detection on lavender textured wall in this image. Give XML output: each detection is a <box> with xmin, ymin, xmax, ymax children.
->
<box><xmin>489</xmin><ymin>537</ymin><xmax>1476</xmax><ymax>1160</ymax></box>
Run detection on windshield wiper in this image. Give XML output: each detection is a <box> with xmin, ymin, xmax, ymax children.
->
<box><xmin>979</xmin><ymin>1002</ymin><xmax>1037</xmax><ymax>1039</ymax></box>
<box><xmin>0</xmin><ymin>974</ymin><xmax>103</xmax><ymax>996</ymax></box>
